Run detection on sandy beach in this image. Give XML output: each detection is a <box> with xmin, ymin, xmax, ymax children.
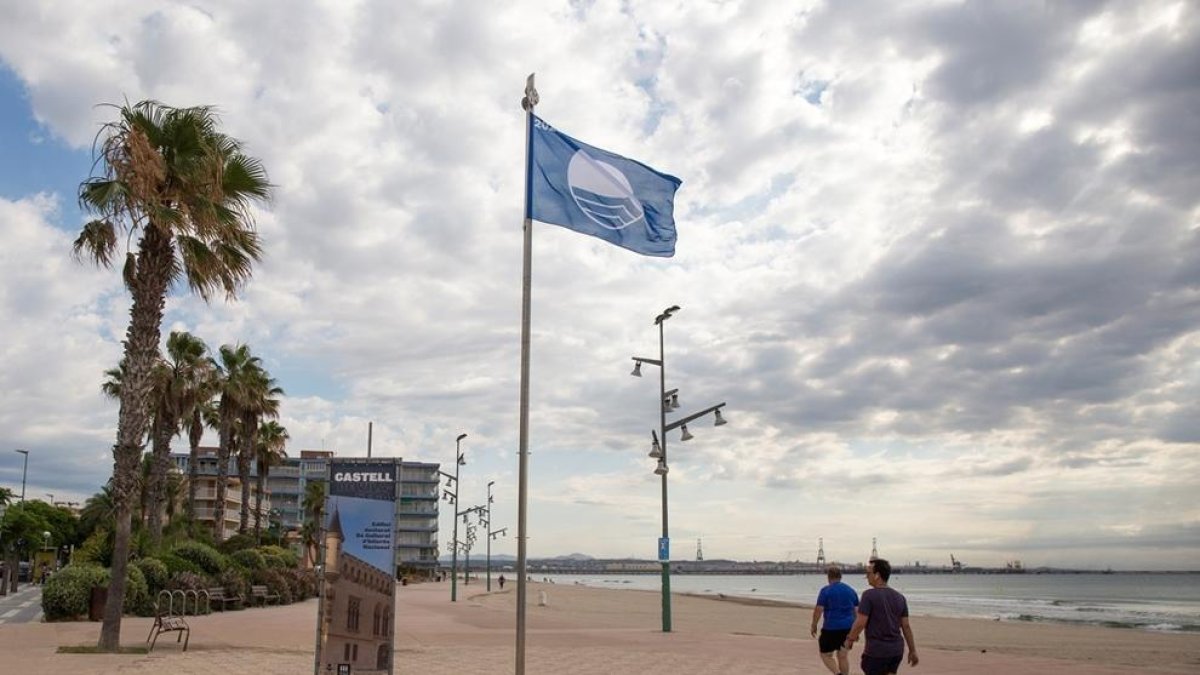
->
<box><xmin>0</xmin><ymin>581</ymin><xmax>1197</xmax><ymax>673</ymax></box>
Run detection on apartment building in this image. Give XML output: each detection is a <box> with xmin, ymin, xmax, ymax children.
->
<box><xmin>258</xmin><ymin>451</ymin><xmax>442</xmax><ymax>578</ymax></box>
<box><xmin>170</xmin><ymin>446</ymin><xmax>269</xmax><ymax>541</ymax></box>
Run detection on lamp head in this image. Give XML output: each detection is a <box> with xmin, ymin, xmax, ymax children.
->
<box><xmin>457</xmin><ymin>433</ymin><xmax>468</xmax><ymax>442</ymax></box>
<box><xmin>680</xmin><ymin>424</ymin><xmax>694</xmax><ymax>442</ymax></box>
<box><xmin>631</xmin><ymin>361</ymin><xmax>643</xmax><ymax>377</ymax></box>
<box><xmin>653</xmin><ymin>459</ymin><xmax>669</xmax><ymax>476</ymax></box>
<box><xmin>714</xmin><ymin>409</ymin><xmax>727</xmax><ymax>426</ymax></box>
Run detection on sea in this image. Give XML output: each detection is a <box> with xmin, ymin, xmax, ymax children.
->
<box><xmin>542</xmin><ymin>572</ymin><xmax>1200</xmax><ymax>633</ymax></box>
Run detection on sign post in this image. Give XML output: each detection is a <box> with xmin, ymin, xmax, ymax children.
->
<box><xmin>315</xmin><ymin>458</ymin><xmax>400</xmax><ymax>675</ymax></box>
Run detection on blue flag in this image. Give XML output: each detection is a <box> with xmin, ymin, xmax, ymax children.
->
<box><xmin>527</xmin><ymin>115</ymin><xmax>682</xmax><ymax>257</ymax></box>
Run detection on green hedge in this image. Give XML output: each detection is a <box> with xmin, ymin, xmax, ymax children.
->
<box><xmin>230</xmin><ymin>548</ymin><xmax>266</xmax><ymax>571</ymax></box>
<box><xmin>41</xmin><ymin>564</ymin><xmax>152</xmax><ymax>621</ymax></box>
<box><xmin>218</xmin><ymin>533</ymin><xmax>256</xmax><ymax>554</ymax></box>
<box><xmin>258</xmin><ymin>546</ymin><xmax>299</xmax><ymax>568</ymax></box>
<box><xmin>160</xmin><ymin>551</ymin><xmax>203</xmax><ymax>577</ymax></box>
<box><xmin>42</xmin><ymin>564</ymin><xmax>108</xmax><ymax>621</ymax></box>
<box><xmin>171</xmin><ymin>542</ymin><xmax>227</xmax><ymax>576</ymax></box>
<box><xmin>135</xmin><ymin>557</ymin><xmax>169</xmax><ymax>595</ymax></box>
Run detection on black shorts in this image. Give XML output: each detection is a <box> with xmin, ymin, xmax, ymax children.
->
<box><xmin>818</xmin><ymin>628</ymin><xmax>850</xmax><ymax>653</ymax></box>
<box><xmin>861</xmin><ymin>653</ymin><xmax>903</xmax><ymax>675</ymax></box>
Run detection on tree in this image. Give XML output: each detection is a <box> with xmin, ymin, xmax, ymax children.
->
<box><xmin>253</xmin><ymin>420</ymin><xmax>289</xmax><ymax>543</ymax></box>
<box><xmin>0</xmin><ymin>502</ymin><xmax>53</xmax><ymax>592</ymax></box>
<box><xmin>213</xmin><ymin>343</ymin><xmax>260</xmax><ymax>542</ymax></box>
<box><xmin>74</xmin><ymin>100</ymin><xmax>270</xmax><ymax>650</ymax></box>
<box><xmin>237</xmin><ymin>366</ymin><xmax>282</xmax><ymax>534</ymax></box>
<box><xmin>145</xmin><ymin>331</ymin><xmax>212</xmax><ymax>546</ymax></box>
<box><xmin>301</xmin><ymin>481</ymin><xmax>326</xmax><ymax>568</ymax></box>
<box><xmin>178</xmin><ymin>338</ymin><xmax>218</xmax><ymax>526</ymax></box>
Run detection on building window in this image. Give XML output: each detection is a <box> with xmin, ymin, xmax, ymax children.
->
<box><xmin>347</xmin><ymin>597</ymin><xmax>361</xmax><ymax>631</ymax></box>
<box><xmin>344</xmin><ymin>643</ymin><xmax>350</xmax><ymax>660</ymax></box>
<box><xmin>352</xmin><ymin>644</ymin><xmax>358</xmax><ymax>661</ymax></box>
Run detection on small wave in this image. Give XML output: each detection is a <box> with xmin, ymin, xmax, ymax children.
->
<box><xmin>1145</xmin><ymin>623</ymin><xmax>1184</xmax><ymax>632</ymax></box>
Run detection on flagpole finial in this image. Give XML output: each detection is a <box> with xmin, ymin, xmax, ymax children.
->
<box><xmin>522</xmin><ymin>73</ymin><xmax>539</xmax><ymax>111</ymax></box>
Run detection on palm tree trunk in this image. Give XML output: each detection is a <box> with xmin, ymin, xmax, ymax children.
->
<box><xmin>100</xmin><ymin>224</ymin><xmax>172</xmax><ymax>651</ymax></box>
<box><xmin>215</xmin><ymin>412</ymin><xmax>234</xmax><ymax>543</ymax></box>
<box><xmin>186</xmin><ymin>411</ymin><xmax>203</xmax><ymax>527</ymax></box>
<box><xmin>146</xmin><ymin>412</ymin><xmax>174</xmax><ymax>547</ymax></box>
<box><xmin>237</xmin><ymin>412</ymin><xmax>256</xmax><ymax>534</ymax></box>
<box><xmin>254</xmin><ymin>467</ymin><xmax>266</xmax><ymax>543</ymax></box>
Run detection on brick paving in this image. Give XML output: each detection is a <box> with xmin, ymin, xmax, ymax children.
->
<box><xmin>0</xmin><ymin>582</ymin><xmax>1184</xmax><ymax>674</ymax></box>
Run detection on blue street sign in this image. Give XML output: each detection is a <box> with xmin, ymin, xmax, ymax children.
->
<box><xmin>658</xmin><ymin>537</ymin><xmax>670</xmax><ymax>562</ymax></box>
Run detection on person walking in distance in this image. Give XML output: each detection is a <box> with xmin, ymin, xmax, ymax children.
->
<box><xmin>845</xmin><ymin>559</ymin><xmax>919</xmax><ymax>675</ymax></box>
<box><xmin>498</xmin><ymin>574</ymin><xmax>506</xmax><ymax>590</ymax></box>
<box><xmin>811</xmin><ymin>566</ymin><xmax>859</xmax><ymax>675</ymax></box>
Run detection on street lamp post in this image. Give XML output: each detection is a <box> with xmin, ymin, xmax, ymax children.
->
<box><xmin>445</xmin><ymin>433</ymin><xmax>467</xmax><ymax>602</ymax></box>
<box><xmin>463</xmin><ymin>523</ymin><xmax>477</xmax><ymax>584</ymax></box>
<box><xmin>15</xmin><ymin>449</ymin><xmax>29</xmax><ymax>502</ymax></box>
<box><xmin>631</xmin><ymin>305</ymin><xmax>728</xmax><ymax>633</ymax></box>
<box><xmin>484</xmin><ymin>481</ymin><xmax>507</xmax><ymax>592</ymax></box>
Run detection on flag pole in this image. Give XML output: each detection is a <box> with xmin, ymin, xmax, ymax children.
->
<box><xmin>516</xmin><ymin>72</ymin><xmax>538</xmax><ymax>675</ymax></box>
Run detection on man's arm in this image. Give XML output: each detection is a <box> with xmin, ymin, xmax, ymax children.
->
<box><xmin>810</xmin><ymin>605</ymin><xmax>824</xmax><ymax>637</ymax></box>
<box><xmin>901</xmin><ymin>616</ymin><xmax>919</xmax><ymax>666</ymax></box>
<box><xmin>843</xmin><ymin>610</ymin><xmax>868</xmax><ymax>649</ymax></box>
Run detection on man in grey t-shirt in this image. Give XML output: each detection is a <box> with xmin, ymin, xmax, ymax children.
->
<box><xmin>845</xmin><ymin>558</ymin><xmax>919</xmax><ymax>675</ymax></box>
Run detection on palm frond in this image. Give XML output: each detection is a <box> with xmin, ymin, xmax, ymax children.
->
<box><xmin>72</xmin><ymin>219</ymin><xmax>119</xmax><ymax>267</ymax></box>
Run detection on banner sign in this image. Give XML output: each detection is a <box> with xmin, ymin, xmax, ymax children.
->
<box><xmin>315</xmin><ymin>458</ymin><xmax>400</xmax><ymax>675</ymax></box>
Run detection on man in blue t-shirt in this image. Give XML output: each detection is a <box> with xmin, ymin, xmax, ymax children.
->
<box><xmin>811</xmin><ymin>565</ymin><xmax>859</xmax><ymax>675</ymax></box>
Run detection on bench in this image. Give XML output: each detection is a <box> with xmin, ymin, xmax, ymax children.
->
<box><xmin>146</xmin><ymin>591</ymin><xmax>190</xmax><ymax>652</ymax></box>
<box><xmin>204</xmin><ymin>586</ymin><xmax>243</xmax><ymax>611</ymax></box>
<box><xmin>251</xmin><ymin>584</ymin><xmax>280</xmax><ymax>606</ymax></box>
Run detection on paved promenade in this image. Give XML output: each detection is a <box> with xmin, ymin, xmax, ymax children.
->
<box><xmin>0</xmin><ymin>581</ymin><xmax>1190</xmax><ymax>674</ymax></box>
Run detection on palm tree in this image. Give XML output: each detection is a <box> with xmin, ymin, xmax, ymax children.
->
<box><xmin>301</xmin><ymin>481</ymin><xmax>325</xmax><ymax>568</ymax></box>
<box><xmin>169</xmin><ymin>334</ymin><xmax>218</xmax><ymax>527</ymax></box>
<box><xmin>237</xmin><ymin>367</ymin><xmax>282</xmax><ymax>534</ymax></box>
<box><xmin>253</xmin><ymin>420</ymin><xmax>289</xmax><ymax>542</ymax></box>
<box><xmin>213</xmin><ymin>344</ymin><xmax>262</xmax><ymax>541</ymax></box>
<box><xmin>74</xmin><ymin>100</ymin><xmax>270</xmax><ymax>651</ymax></box>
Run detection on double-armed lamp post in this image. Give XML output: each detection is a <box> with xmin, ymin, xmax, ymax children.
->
<box><xmin>631</xmin><ymin>305</ymin><xmax>728</xmax><ymax>633</ymax></box>
<box><xmin>440</xmin><ymin>433</ymin><xmax>468</xmax><ymax>602</ymax></box>
<box><xmin>484</xmin><ymin>481</ymin><xmax>507</xmax><ymax>591</ymax></box>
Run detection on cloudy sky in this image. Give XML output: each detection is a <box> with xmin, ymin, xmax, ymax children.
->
<box><xmin>0</xmin><ymin>1</ymin><xmax>1197</xmax><ymax>570</ymax></box>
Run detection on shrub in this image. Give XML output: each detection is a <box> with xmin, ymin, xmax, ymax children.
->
<box><xmin>230</xmin><ymin>549</ymin><xmax>266</xmax><ymax>571</ymax></box>
<box><xmin>219</xmin><ymin>568</ymin><xmax>250</xmax><ymax>606</ymax></box>
<box><xmin>135</xmin><ymin>557</ymin><xmax>169</xmax><ymax>595</ymax></box>
<box><xmin>41</xmin><ymin>564</ymin><xmax>153</xmax><ymax>620</ymax></box>
<box><xmin>160</xmin><ymin>551</ymin><xmax>203</xmax><ymax>577</ymax></box>
<box><xmin>253</xmin><ymin>568</ymin><xmax>293</xmax><ymax>604</ymax></box>
<box><xmin>289</xmin><ymin>568</ymin><xmax>317</xmax><ymax>600</ymax></box>
<box><xmin>257</xmin><ymin>545</ymin><xmax>299</xmax><ymax>566</ymax></box>
<box><xmin>42</xmin><ymin>564</ymin><xmax>108</xmax><ymax>621</ymax></box>
<box><xmin>171</xmin><ymin>541</ymin><xmax>227</xmax><ymax>576</ymax></box>
<box><xmin>218</xmin><ymin>533</ymin><xmax>256</xmax><ymax>554</ymax></box>
<box><xmin>261</xmin><ymin>553</ymin><xmax>289</xmax><ymax>570</ymax></box>
<box><xmin>124</xmin><ymin>564</ymin><xmax>153</xmax><ymax>617</ymax></box>
<box><xmin>72</xmin><ymin>528</ymin><xmax>112</xmax><ymax>567</ymax></box>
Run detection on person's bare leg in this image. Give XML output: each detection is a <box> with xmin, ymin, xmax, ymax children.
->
<box><xmin>819</xmin><ymin>651</ymin><xmax>840</xmax><ymax>674</ymax></box>
<box><xmin>836</xmin><ymin>647</ymin><xmax>850</xmax><ymax>674</ymax></box>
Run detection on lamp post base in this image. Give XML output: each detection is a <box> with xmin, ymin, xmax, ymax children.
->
<box><xmin>661</xmin><ymin>561</ymin><xmax>672</xmax><ymax>632</ymax></box>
